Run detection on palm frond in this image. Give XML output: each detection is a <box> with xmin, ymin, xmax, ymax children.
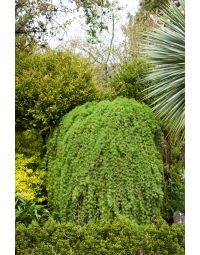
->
<box><xmin>144</xmin><ymin>0</ymin><xmax>185</xmax><ymax>141</ymax></box>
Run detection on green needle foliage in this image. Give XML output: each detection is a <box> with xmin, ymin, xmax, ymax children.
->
<box><xmin>46</xmin><ymin>97</ymin><xmax>163</xmax><ymax>225</ymax></box>
<box><xmin>144</xmin><ymin>0</ymin><xmax>185</xmax><ymax>141</ymax></box>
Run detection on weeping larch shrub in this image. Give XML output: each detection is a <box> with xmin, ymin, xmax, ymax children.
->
<box><xmin>46</xmin><ymin>97</ymin><xmax>163</xmax><ymax>224</ymax></box>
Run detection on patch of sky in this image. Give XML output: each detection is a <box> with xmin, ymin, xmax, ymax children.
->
<box><xmin>47</xmin><ymin>0</ymin><xmax>140</xmax><ymax>49</ymax></box>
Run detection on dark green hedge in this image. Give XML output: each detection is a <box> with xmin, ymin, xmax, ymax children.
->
<box><xmin>46</xmin><ymin>97</ymin><xmax>163</xmax><ymax>224</ymax></box>
<box><xmin>16</xmin><ymin>218</ymin><xmax>185</xmax><ymax>255</ymax></box>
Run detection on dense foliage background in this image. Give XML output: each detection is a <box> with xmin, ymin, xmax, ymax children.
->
<box><xmin>15</xmin><ymin>0</ymin><xmax>185</xmax><ymax>253</ymax></box>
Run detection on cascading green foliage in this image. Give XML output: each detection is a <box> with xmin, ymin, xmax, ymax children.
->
<box><xmin>46</xmin><ymin>97</ymin><xmax>163</xmax><ymax>224</ymax></box>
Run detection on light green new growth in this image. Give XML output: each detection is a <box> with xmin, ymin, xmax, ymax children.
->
<box><xmin>46</xmin><ymin>97</ymin><xmax>163</xmax><ymax>224</ymax></box>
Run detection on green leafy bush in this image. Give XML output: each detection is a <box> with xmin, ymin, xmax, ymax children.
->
<box><xmin>46</xmin><ymin>97</ymin><xmax>163</xmax><ymax>224</ymax></box>
<box><xmin>111</xmin><ymin>59</ymin><xmax>152</xmax><ymax>103</ymax></box>
<box><xmin>16</xmin><ymin>50</ymin><xmax>97</xmax><ymax>134</ymax></box>
<box><xmin>15</xmin><ymin>196</ymin><xmax>51</xmax><ymax>226</ymax></box>
<box><xmin>16</xmin><ymin>218</ymin><xmax>185</xmax><ymax>255</ymax></box>
<box><xmin>165</xmin><ymin>163</ymin><xmax>185</xmax><ymax>213</ymax></box>
<box><xmin>15</xmin><ymin>153</ymin><xmax>46</xmax><ymax>203</ymax></box>
<box><xmin>161</xmin><ymin>138</ymin><xmax>185</xmax><ymax>221</ymax></box>
<box><xmin>15</xmin><ymin>129</ymin><xmax>44</xmax><ymax>157</ymax></box>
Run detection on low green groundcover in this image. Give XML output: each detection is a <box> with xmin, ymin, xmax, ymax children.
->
<box><xmin>46</xmin><ymin>97</ymin><xmax>163</xmax><ymax>224</ymax></box>
<box><xmin>16</xmin><ymin>218</ymin><xmax>185</xmax><ymax>255</ymax></box>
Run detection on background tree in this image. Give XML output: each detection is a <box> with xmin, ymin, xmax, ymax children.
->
<box><xmin>128</xmin><ymin>0</ymin><xmax>170</xmax><ymax>56</ymax></box>
<box><xmin>65</xmin><ymin>1</ymin><xmax>125</xmax><ymax>84</ymax></box>
<box><xmin>15</xmin><ymin>0</ymin><xmax>119</xmax><ymax>49</ymax></box>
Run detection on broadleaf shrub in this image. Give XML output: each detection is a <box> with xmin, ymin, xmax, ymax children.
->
<box><xmin>161</xmin><ymin>138</ymin><xmax>185</xmax><ymax>221</ymax></box>
<box><xmin>111</xmin><ymin>59</ymin><xmax>152</xmax><ymax>103</ymax></box>
<box><xmin>15</xmin><ymin>129</ymin><xmax>44</xmax><ymax>157</ymax></box>
<box><xmin>15</xmin><ymin>153</ymin><xmax>46</xmax><ymax>203</ymax></box>
<box><xmin>46</xmin><ymin>97</ymin><xmax>163</xmax><ymax>224</ymax></box>
<box><xmin>16</xmin><ymin>50</ymin><xmax>97</xmax><ymax>133</ymax></box>
<box><xmin>156</xmin><ymin>130</ymin><xmax>185</xmax><ymax>222</ymax></box>
<box><xmin>166</xmin><ymin>163</ymin><xmax>185</xmax><ymax>214</ymax></box>
<box><xmin>16</xmin><ymin>218</ymin><xmax>185</xmax><ymax>255</ymax></box>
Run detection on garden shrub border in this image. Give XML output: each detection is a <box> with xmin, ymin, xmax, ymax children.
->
<box><xmin>16</xmin><ymin>218</ymin><xmax>185</xmax><ymax>255</ymax></box>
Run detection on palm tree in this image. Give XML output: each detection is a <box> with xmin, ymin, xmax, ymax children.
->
<box><xmin>144</xmin><ymin>0</ymin><xmax>185</xmax><ymax>141</ymax></box>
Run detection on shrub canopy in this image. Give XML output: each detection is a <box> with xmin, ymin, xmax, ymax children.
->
<box><xmin>16</xmin><ymin>218</ymin><xmax>185</xmax><ymax>255</ymax></box>
<box><xmin>111</xmin><ymin>59</ymin><xmax>152</xmax><ymax>103</ymax></box>
<box><xmin>46</xmin><ymin>97</ymin><xmax>163</xmax><ymax>224</ymax></box>
<box><xmin>16</xmin><ymin>50</ymin><xmax>96</xmax><ymax>134</ymax></box>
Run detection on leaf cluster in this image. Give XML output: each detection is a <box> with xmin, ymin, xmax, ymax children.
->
<box><xmin>15</xmin><ymin>196</ymin><xmax>51</xmax><ymax>227</ymax></box>
<box><xmin>16</xmin><ymin>129</ymin><xmax>44</xmax><ymax>157</ymax></box>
